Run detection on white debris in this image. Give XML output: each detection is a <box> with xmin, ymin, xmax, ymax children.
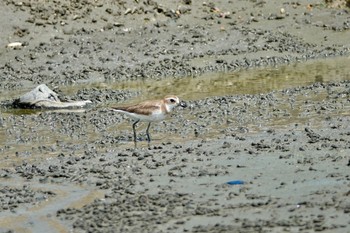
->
<box><xmin>7</xmin><ymin>42</ymin><xmax>23</xmax><ymax>48</ymax></box>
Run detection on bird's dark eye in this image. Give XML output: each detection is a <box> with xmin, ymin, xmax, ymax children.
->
<box><xmin>170</xmin><ymin>98</ymin><xmax>176</xmax><ymax>103</ymax></box>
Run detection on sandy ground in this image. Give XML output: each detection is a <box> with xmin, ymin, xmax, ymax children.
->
<box><xmin>0</xmin><ymin>0</ymin><xmax>350</xmax><ymax>232</ymax></box>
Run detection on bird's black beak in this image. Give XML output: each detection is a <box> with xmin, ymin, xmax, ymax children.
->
<box><xmin>179</xmin><ymin>101</ymin><xmax>187</xmax><ymax>108</ymax></box>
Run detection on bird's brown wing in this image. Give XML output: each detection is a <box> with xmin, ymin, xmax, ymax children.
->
<box><xmin>112</xmin><ymin>101</ymin><xmax>161</xmax><ymax>116</ymax></box>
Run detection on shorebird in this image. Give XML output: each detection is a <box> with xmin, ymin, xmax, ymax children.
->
<box><xmin>111</xmin><ymin>95</ymin><xmax>186</xmax><ymax>147</ymax></box>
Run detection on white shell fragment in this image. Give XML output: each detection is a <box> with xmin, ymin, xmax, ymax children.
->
<box><xmin>6</xmin><ymin>42</ymin><xmax>23</xmax><ymax>48</ymax></box>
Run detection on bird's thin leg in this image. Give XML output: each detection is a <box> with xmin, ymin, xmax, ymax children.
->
<box><xmin>146</xmin><ymin>122</ymin><xmax>152</xmax><ymax>146</ymax></box>
<box><xmin>132</xmin><ymin>120</ymin><xmax>140</xmax><ymax>148</ymax></box>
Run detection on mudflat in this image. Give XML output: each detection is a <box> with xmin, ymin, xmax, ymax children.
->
<box><xmin>0</xmin><ymin>0</ymin><xmax>350</xmax><ymax>232</ymax></box>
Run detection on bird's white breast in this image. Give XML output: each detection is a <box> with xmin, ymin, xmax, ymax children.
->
<box><xmin>115</xmin><ymin>109</ymin><xmax>166</xmax><ymax>122</ymax></box>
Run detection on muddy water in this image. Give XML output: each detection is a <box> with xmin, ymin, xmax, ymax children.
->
<box><xmin>1</xmin><ymin>56</ymin><xmax>350</xmax><ymax>232</ymax></box>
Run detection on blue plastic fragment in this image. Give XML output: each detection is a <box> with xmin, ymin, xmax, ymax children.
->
<box><xmin>226</xmin><ymin>180</ymin><xmax>245</xmax><ymax>185</ymax></box>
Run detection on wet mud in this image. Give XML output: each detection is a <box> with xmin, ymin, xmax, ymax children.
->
<box><xmin>1</xmin><ymin>0</ymin><xmax>350</xmax><ymax>232</ymax></box>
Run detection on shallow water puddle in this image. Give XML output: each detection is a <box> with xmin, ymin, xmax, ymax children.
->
<box><xmin>0</xmin><ymin>179</ymin><xmax>104</xmax><ymax>233</ymax></box>
<box><xmin>1</xmin><ymin>56</ymin><xmax>349</xmax><ymax>105</ymax></box>
<box><xmin>61</xmin><ymin>56</ymin><xmax>350</xmax><ymax>101</ymax></box>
